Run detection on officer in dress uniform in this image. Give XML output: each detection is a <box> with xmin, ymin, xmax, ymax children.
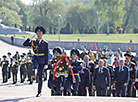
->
<box><xmin>19</xmin><ymin>55</ymin><xmax>27</xmax><ymax>83</ymax></box>
<box><xmin>7</xmin><ymin>52</ymin><xmax>12</xmax><ymax>79</ymax></box>
<box><xmin>78</xmin><ymin>55</ymin><xmax>90</xmax><ymax>96</ymax></box>
<box><xmin>66</xmin><ymin>49</ymin><xmax>83</xmax><ymax>96</ymax></box>
<box><xmin>1</xmin><ymin>55</ymin><xmax>9</xmax><ymax>83</ymax></box>
<box><xmin>93</xmin><ymin>59</ymin><xmax>110</xmax><ymax>96</ymax></box>
<box><xmin>23</xmin><ymin>26</ymin><xmax>48</xmax><ymax>97</ymax></box>
<box><xmin>12</xmin><ymin>56</ymin><xmax>19</xmax><ymax>84</ymax></box>
<box><xmin>83</xmin><ymin>55</ymin><xmax>95</xmax><ymax>96</ymax></box>
<box><xmin>113</xmin><ymin>59</ymin><xmax>129</xmax><ymax>97</ymax></box>
<box><xmin>124</xmin><ymin>53</ymin><xmax>136</xmax><ymax>97</ymax></box>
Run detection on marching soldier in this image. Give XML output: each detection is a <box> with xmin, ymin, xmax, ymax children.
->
<box><xmin>83</xmin><ymin>55</ymin><xmax>95</xmax><ymax>96</ymax></box>
<box><xmin>113</xmin><ymin>59</ymin><xmax>129</xmax><ymax>97</ymax></box>
<box><xmin>19</xmin><ymin>55</ymin><xmax>27</xmax><ymax>83</ymax></box>
<box><xmin>124</xmin><ymin>53</ymin><xmax>136</xmax><ymax>97</ymax></box>
<box><xmin>93</xmin><ymin>59</ymin><xmax>110</xmax><ymax>96</ymax></box>
<box><xmin>26</xmin><ymin>54</ymin><xmax>33</xmax><ymax>84</ymax></box>
<box><xmin>1</xmin><ymin>55</ymin><xmax>9</xmax><ymax>83</ymax></box>
<box><xmin>23</xmin><ymin>26</ymin><xmax>48</xmax><ymax>97</ymax></box>
<box><xmin>12</xmin><ymin>56</ymin><xmax>19</xmax><ymax>84</ymax></box>
<box><xmin>66</xmin><ymin>49</ymin><xmax>83</xmax><ymax>96</ymax></box>
<box><xmin>7</xmin><ymin>52</ymin><xmax>12</xmax><ymax>79</ymax></box>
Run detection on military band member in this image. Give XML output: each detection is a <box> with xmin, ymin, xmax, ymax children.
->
<box><xmin>7</xmin><ymin>52</ymin><xmax>12</xmax><ymax>79</ymax></box>
<box><xmin>93</xmin><ymin>59</ymin><xmax>110</xmax><ymax>96</ymax></box>
<box><xmin>113</xmin><ymin>59</ymin><xmax>129</xmax><ymax>97</ymax></box>
<box><xmin>12</xmin><ymin>56</ymin><xmax>19</xmax><ymax>84</ymax></box>
<box><xmin>66</xmin><ymin>49</ymin><xmax>83</xmax><ymax>96</ymax></box>
<box><xmin>1</xmin><ymin>55</ymin><xmax>9</xmax><ymax>83</ymax></box>
<box><xmin>23</xmin><ymin>26</ymin><xmax>48</xmax><ymax>97</ymax></box>
<box><xmin>19</xmin><ymin>55</ymin><xmax>27</xmax><ymax>83</ymax></box>
<box><xmin>124</xmin><ymin>53</ymin><xmax>136</xmax><ymax>97</ymax></box>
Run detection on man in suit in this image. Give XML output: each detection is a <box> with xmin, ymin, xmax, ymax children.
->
<box><xmin>23</xmin><ymin>26</ymin><xmax>48</xmax><ymax>97</ymax></box>
<box><xmin>113</xmin><ymin>59</ymin><xmax>129</xmax><ymax>97</ymax></box>
<box><xmin>93</xmin><ymin>59</ymin><xmax>110</xmax><ymax>96</ymax></box>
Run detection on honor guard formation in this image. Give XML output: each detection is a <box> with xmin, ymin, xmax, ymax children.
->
<box><xmin>0</xmin><ymin>26</ymin><xmax>138</xmax><ymax>98</ymax></box>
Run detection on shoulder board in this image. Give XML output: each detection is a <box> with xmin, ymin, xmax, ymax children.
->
<box><xmin>42</xmin><ymin>40</ymin><xmax>48</xmax><ymax>43</ymax></box>
<box><xmin>130</xmin><ymin>62</ymin><xmax>135</xmax><ymax>65</ymax></box>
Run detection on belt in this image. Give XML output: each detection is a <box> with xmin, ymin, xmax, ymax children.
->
<box><xmin>74</xmin><ymin>73</ymin><xmax>79</xmax><ymax>75</ymax></box>
<box><xmin>34</xmin><ymin>53</ymin><xmax>45</xmax><ymax>56</ymax></box>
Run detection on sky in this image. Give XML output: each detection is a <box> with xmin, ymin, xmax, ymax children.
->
<box><xmin>21</xmin><ymin>0</ymin><xmax>32</xmax><ymax>5</ymax></box>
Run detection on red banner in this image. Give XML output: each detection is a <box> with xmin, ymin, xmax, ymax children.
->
<box><xmin>52</xmin><ymin>56</ymin><xmax>76</xmax><ymax>83</ymax></box>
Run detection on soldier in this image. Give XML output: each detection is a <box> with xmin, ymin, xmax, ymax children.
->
<box><xmin>124</xmin><ymin>53</ymin><xmax>136</xmax><ymax>97</ymax></box>
<box><xmin>12</xmin><ymin>56</ymin><xmax>18</xmax><ymax>84</ymax></box>
<box><xmin>23</xmin><ymin>26</ymin><xmax>48</xmax><ymax>97</ymax></box>
<box><xmin>19</xmin><ymin>55</ymin><xmax>27</xmax><ymax>83</ymax></box>
<box><xmin>113</xmin><ymin>59</ymin><xmax>129</xmax><ymax>97</ymax></box>
<box><xmin>26</xmin><ymin>54</ymin><xmax>33</xmax><ymax>84</ymax></box>
<box><xmin>83</xmin><ymin>55</ymin><xmax>95</xmax><ymax>96</ymax></box>
<box><xmin>7</xmin><ymin>52</ymin><xmax>12</xmax><ymax>79</ymax></box>
<box><xmin>14</xmin><ymin>51</ymin><xmax>20</xmax><ymax>61</ymax></box>
<box><xmin>66</xmin><ymin>49</ymin><xmax>83</xmax><ymax>96</ymax></box>
<box><xmin>1</xmin><ymin>55</ymin><xmax>9</xmax><ymax>83</ymax></box>
<box><xmin>93</xmin><ymin>59</ymin><xmax>110</xmax><ymax>96</ymax></box>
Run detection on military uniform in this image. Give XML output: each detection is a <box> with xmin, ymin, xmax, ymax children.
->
<box><xmin>7</xmin><ymin>52</ymin><xmax>12</xmax><ymax>79</ymax></box>
<box><xmin>1</xmin><ymin>55</ymin><xmax>9</xmax><ymax>83</ymax></box>
<box><xmin>19</xmin><ymin>55</ymin><xmax>27</xmax><ymax>83</ymax></box>
<box><xmin>113</xmin><ymin>65</ymin><xmax>129</xmax><ymax>97</ymax></box>
<box><xmin>66</xmin><ymin>49</ymin><xmax>83</xmax><ymax>96</ymax></box>
<box><xmin>12</xmin><ymin>56</ymin><xmax>19</xmax><ymax>84</ymax></box>
<box><xmin>23</xmin><ymin>26</ymin><xmax>48</xmax><ymax>97</ymax></box>
<box><xmin>93</xmin><ymin>67</ymin><xmax>110</xmax><ymax>96</ymax></box>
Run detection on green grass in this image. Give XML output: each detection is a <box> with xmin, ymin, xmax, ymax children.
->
<box><xmin>4</xmin><ymin>34</ymin><xmax>138</xmax><ymax>43</ymax></box>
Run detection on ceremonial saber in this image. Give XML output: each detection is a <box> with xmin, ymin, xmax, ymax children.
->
<box><xmin>29</xmin><ymin>33</ymin><xmax>36</xmax><ymax>40</ymax></box>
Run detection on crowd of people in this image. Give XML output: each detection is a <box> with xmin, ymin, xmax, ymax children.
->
<box><xmin>1</xmin><ymin>47</ymin><xmax>138</xmax><ymax>97</ymax></box>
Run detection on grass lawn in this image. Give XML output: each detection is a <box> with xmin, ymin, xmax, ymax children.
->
<box><xmin>4</xmin><ymin>34</ymin><xmax>138</xmax><ymax>43</ymax></box>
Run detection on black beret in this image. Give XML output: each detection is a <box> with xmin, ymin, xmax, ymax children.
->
<box><xmin>35</xmin><ymin>26</ymin><xmax>46</xmax><ymax>34</ymax></box>
<box><xmin>2</xmin><ymin>55</ymin><xmax>7</xmax><ymax>58</ymax></box>
<box><xmin>53</xmin><ymin>47</ymin><xmax>62</xmax><ymax>54</ymax></box>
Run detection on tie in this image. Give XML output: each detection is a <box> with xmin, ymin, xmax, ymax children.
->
<box><xmin>36</xmin><ymin>39</ymin><xmax>39</xmax><ymax>45</ymax></box>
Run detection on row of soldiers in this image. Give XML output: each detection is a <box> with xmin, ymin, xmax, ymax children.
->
<box><xmin>47</xmin><ymin>47</ymin><xmax>138</xmax><ymax>97</ymax></box>
<box><xmin>0</xmin><ymin>51</ymin><xmax>35</xmax><ymax>84</ymax></box>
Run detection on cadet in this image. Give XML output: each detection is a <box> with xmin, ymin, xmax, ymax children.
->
<box><xmin>1</xmin><ymin>55</ymin><xmax>9</xmax><ymax>83</ymax></box>
<box><xmin>23</xmin><ymin>26</ymin><xmax>48</xmax><ymax>97</ymax></box>
<box><xmin>7</xmin><ymin>52</ymin><xmax>12</xmax><ymax>79</ymax></box>
<box><xmin>19</xmin><ymin>55</ymin><xmax>27</xmax><ymax>83</ymax></box>
<box><xmin>93</xmin><ymin>59</ymin><xmax>110</xmax><ymax>96</ymax></box>
<box><xmin>66</xmin><ymin>49</ymin><xmax>83</xmax><ymax>96</ymax></box>
<box><xmin>12</xmin><ymin>56</ymin><xmax>19</xmax><ymax>84</ymax></box>
<box><xmin>26</xmin><ymin>54</ymin><xmax>33</xmax><ymax>84</ymax></box>
<box><xmin>113</xmin><ymin>59</ymin><xmax>129</xmax><ymax>97</ymax></box>
<box><xmin>124</xmin><ymin>53</ymin><xmax>136</xmax><ymax>97</ymax></box>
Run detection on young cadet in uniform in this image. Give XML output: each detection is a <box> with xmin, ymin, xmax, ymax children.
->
<box><xmin>113</xmin><ymin>59</ymin><xmax>129</xmax><ymax>97</ymax></box>
<box><xmin>66</xmin><ymin>49</ymin><xmax>83</xmax><ymax>96</ymax></box>
<box><xmin>7</xmin><ymin>52</ymin><xmax>12</xmax><ymax>79</ymax></box>
<box><xmin>26</xmin><ymin>54</ymin><xmax>33</xmax><ymax>84</ymax></box>
<box><xmin>23</xmin><ymin>26</ymin><xmax>48</xmax><ymax>97</ymax></box>
<box><xmin>124</xmin><ymin>53</ymin><xmax>136</xmax><ymax>97</ymax></box>
<box><xmin>83</xmin><ymin>55</ymin><xmax>95</xmax><ymax>96</ymax></box>
<box><xmin>12</xmin><ymin>56</ymin><xmax>19</xmax><ymax>84</ymax></box>
<box><xmin>19</xmin><ymin>55</ymin><xmax>27</xmax><ymax>83</ymax></box>
<box><xmin>1</xmin><ymin>55</ymin><xmax>9</xmax><ymax>83</ymax></box>
<box><xmin>93</xmin><ymin>59</ymin><xmax>110</xmax><ymax>96</ymax></box>
<box><xmin>78</xmin><ymin>55</ymin><xmax>90</xmax><ymax>96</ymax></box>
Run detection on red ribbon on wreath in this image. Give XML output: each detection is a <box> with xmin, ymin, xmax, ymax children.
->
<box><xmin>52</xmin><ymin>56</ymin><xmax>76</xmax><ymax>83</ymax></box>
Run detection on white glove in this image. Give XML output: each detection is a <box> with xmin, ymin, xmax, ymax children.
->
<box><xmin>44</xmin><ymin>65</ymin><xmax>48</xmax><ymax>69</ymax></box>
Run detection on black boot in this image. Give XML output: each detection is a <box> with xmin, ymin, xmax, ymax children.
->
<box><xmin>36</xmin><ymin>81</ymin><xmax>43</xmax><ymax>97</ymax></box>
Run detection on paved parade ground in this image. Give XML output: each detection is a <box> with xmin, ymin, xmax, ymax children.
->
<box><xmin>0</xmin><ymin>40</ymin><xmax>138</xmax><ymax>102</ymax></box>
